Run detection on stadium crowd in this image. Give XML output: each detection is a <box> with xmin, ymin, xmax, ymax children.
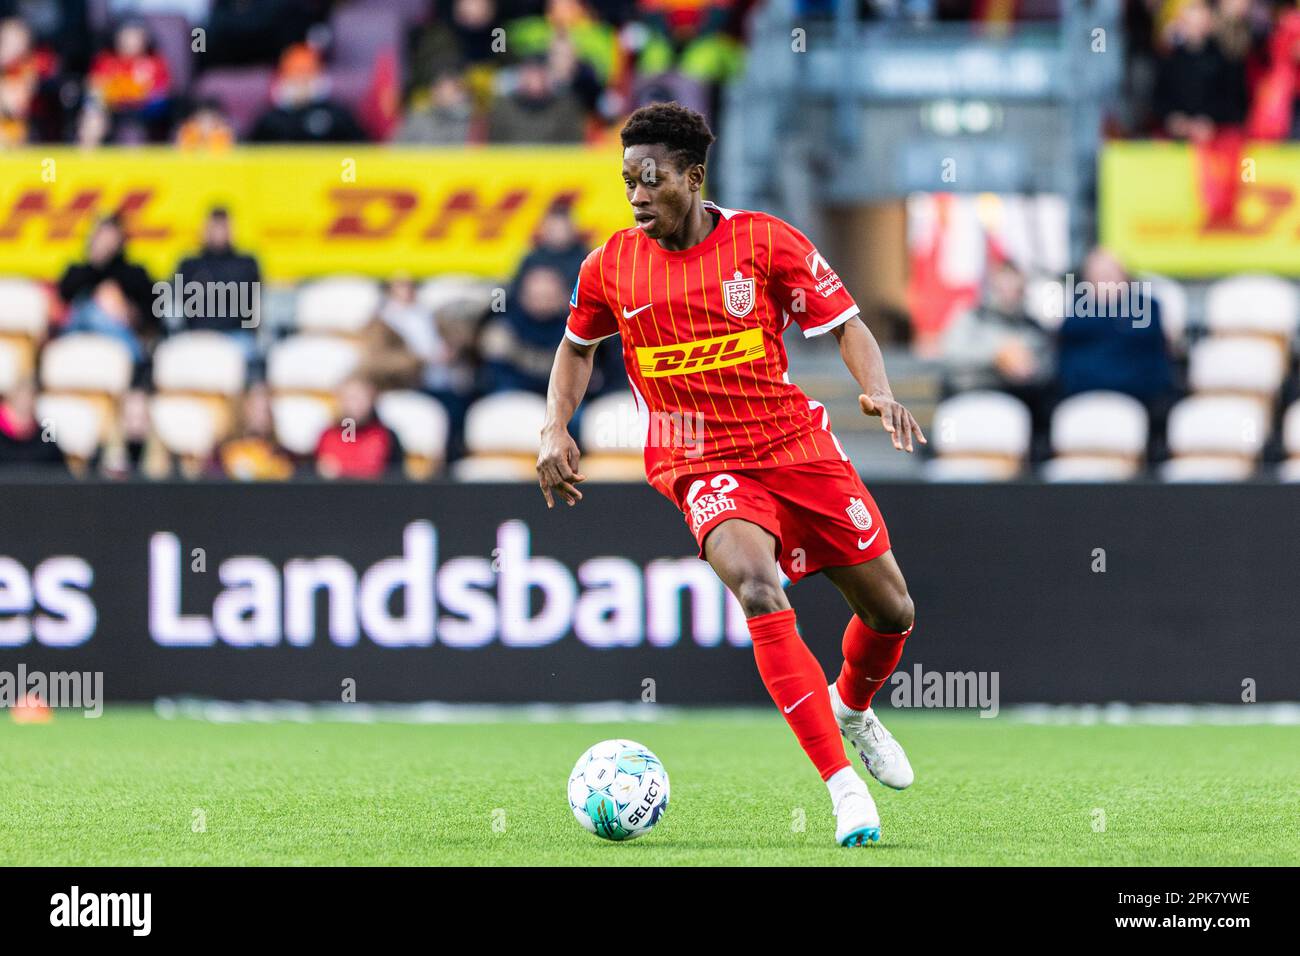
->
<box><xmin>0</xmin><ymin>0</ymin><xmax>756</xmax><ymax>148</ymax></box>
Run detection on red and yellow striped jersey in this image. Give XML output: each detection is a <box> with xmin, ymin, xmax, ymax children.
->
<box><xmin>566</xmin><ymin>202</ymin><xmax>861</xmax><ymax>493</ymax></box>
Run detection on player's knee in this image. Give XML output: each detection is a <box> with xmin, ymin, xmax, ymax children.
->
<box><xmin>736</xmin><ymin>577</ymin><xmax>787</xmax><ymax>618</ymax></box>
<box><xmin>861</xmin><ymin>591</ymin><xmax>914</xmax><ymax>636</ymax></box>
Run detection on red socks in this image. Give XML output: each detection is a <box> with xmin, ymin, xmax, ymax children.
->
<box><xmin>836</xmin><ymin>615</ymin><xmax>913</xmax><ymax>711</ymax></box>
<box><xmin>747</xmin><ymin>609</ymin><xmax>850</xmax><ymax>781</ymax></box>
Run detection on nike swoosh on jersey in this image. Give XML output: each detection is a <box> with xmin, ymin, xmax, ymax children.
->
<box><xmin>857</xmin><ymin>528</ymin><xmax>882</xmax><ymax>550</ymax></box>
<box><xmin>622</xmin><ymin>303</ymin><xmax>653</xmax><ymax>319</ymax></box>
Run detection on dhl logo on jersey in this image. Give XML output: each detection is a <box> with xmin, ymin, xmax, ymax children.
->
<box><xmin>636</xmin><ymin>328</ymin><xmax>765</xmax><ymax>378</ymax></box>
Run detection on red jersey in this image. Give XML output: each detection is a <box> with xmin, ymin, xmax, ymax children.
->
<box><xmin>566</xmin><ymin>201</ymin><xmax>860</xmax><ymax>493</ymax></box>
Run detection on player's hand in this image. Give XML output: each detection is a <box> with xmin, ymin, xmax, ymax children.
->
<box><xmin>859</xmin><ymin>394</ymin><xmax>927</xmax><ymax>453</ymax></box>
<box><xmin>537</xmin><ymin>424</ymin><xmax>586</xmax><ymax>508</ymax></box>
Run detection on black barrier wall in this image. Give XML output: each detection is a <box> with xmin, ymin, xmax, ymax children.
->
<box><xmin>0</xmin><ymin>481</ymin><xmax>1296</xmax><ymax>704</ymax></box>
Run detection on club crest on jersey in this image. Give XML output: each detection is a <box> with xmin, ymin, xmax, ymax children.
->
<box><xmin>723</xmin><ymin>270</ymin><xmax>755</xmax><ymax>318</ymax></box>
<box><xmin>846</xmin><ymin>496</ymin><xmax>873</xmax><ymax>531</ymax></box>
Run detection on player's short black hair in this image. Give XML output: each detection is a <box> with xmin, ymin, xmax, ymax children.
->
<box><xmin>620</xmin><ymin>102</ymin><xmax>715</xmax><ymax>172</ymax></box>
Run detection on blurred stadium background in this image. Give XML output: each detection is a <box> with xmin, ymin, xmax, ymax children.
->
<box><xmin>0</xmin><ymin>0</ymin><xmax>1297</xmax><ymax>707</ymax></box>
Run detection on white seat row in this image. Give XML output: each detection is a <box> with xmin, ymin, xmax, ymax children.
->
<box><xmin>928</xmin><ymin>388</ymin><xmax>1297</xmax><ymax>482</ymax></box>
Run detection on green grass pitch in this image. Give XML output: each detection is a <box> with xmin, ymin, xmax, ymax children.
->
<box><xmin>1</xmin><ymin>708</ymin><xmax>1297</xmax><ymax>866</ymax></box>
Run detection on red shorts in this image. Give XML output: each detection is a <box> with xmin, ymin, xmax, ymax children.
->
<box><xmin>662</xmin><ymin>458</ymin><xmax>892</xmax><ymax>583</ymax></box>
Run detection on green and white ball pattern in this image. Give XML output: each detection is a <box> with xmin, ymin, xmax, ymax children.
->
<box><xmin>567</xmin><ymin>739</ymin><xmax>670</xmax><ymax>841</ymax></box>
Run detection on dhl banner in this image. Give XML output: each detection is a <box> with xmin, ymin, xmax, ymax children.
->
<box><xmin>0</xmin><ymin>147</ymin><xmax>630</xmax><ymax>282</ymax></box>
<box><xmin>1101</xmin><ymin>141</ymin><xmax>1300</xmax><ymax>276</ymax></box>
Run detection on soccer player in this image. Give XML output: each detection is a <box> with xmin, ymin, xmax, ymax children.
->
<box><xmin>537</xmin><ymin>103</ymin><xmax>924</xmax><ymax>846</ymax></box>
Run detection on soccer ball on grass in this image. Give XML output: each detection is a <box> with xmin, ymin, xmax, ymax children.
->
<box><xmin>567</xmin><ymin>739</ymin><xmax>669</xmax><ymax>841</ymax></box>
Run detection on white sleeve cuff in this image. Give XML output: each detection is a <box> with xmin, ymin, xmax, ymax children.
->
<box><xmin>801</xmin><ymin>306</ymin><xmax>860</xmax><ymax>339</ymax></box>
<box><xmin>565</xmin><ymin>327</ymin><xmax>618</xmax><ymax>346</ymax></box>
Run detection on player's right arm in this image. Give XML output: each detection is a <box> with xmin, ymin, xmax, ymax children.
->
<box><xmin>538</xmin><ymin>337</ymin><xmax>594</xmax><ymax>508</ymax></box>
<box><xmin>538</xmin><ymin>247</ymin><xmax>619</xmax><ymax>509</ymax></box>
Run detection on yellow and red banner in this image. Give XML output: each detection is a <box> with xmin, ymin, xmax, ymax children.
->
<box><xmin>0</xmin><ymin>146</ymin><xmax>630</xmax><ymax>282</ymax></box>
<box><xmin>1101</xmin><ymin>140</ymin><xmax>1300</xmax><ymax>276</ymax></box>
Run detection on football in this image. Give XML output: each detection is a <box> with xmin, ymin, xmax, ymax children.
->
<box><xmin>567</xmin><ymin>739</ymin><xmax>670</xmax><ymax>841</ymax></box>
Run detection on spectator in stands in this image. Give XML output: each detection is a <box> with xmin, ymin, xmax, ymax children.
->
<box><xmin>175</xmin><ymin>98</ymin><xmax>235</xmax><ymax>150</ymax></box>
<box><xmin>57</xmin><ymin>214</ymin><xmax>157</xmax><ymax>357</ymax></box>
<box><xmin>359</xmin><ymin>312</ymin><xmax>424</xmax><ymax>394</ymax></box>
<box><xmin>219</xmin><ymin>383</ymin><xmax>294</xmax><ymax>480</ymax></box>
<box><xmin>941</xmin><ymin>262</ymin><xmax>1054</xmax><ymax>397</ymax></box>
<box><xmin>97</xmin><ymin>387</ymin><xmax>168</xmax><ymax>478</ymax></box>
<box><xmin>480</xmin><ymin>263</ymin><xmax>572</xmax><ymax>394</ymax></box>
<box><xmin>395</xmin><ymin>66</ymin><xmax>473</xmax><ymax>145</ymax></box>
<box><xmin>0</xmin><ymin>377</ymin><xmax>64</xmax><ymax>469</ymax></box>
<box><xmin>378</xmin><ymin>275</ymin><xmax>451</xmax><ymax>391</ymax></box>
<box><xmin>315</xmin><ymin>375</ymin><xmax>405</xmax><ymax>479</ymax></box>
<box><xmin>512</xmin><ymin>200</ymin><xmax>587</xmax><ymax>295</ymax></box>
<box><xmin>88</xmin><ymin>19</ymin><xmax>172</xmax><ymax>140</ymax></box>
<box><xmin>172</xmin><ymin>207</ymin><xmax>261</xmax><ymax>354</ymax></box>
<box><xmin>249</xmin><ymin>43</ymin><xmax>366</xmax><ymax>143</ymax></box>
<box><xmin>487</xmin><ymin>52</ymin><xmax>587</xmax><ymax>144</ymax></box>
<box><xmin>1057</xmin><ymin>247</ymin><xmax>1177</xmax><ymax>426</ymax></box>
<box><xmin>410</xmin><ymin>0</ymin><xmax>504</xmax><ymax>109</ymax></box>
<box><xmin>505</xmin><ymin>3</ymin><xmax>613</xmax><ymax>117</ymax></box>
<box><xmin>635</xmin><ymin>0</ymin><xmax>745</xmax><ymax>85</ymax></box>
<box><xmin>0</xmin><ymin>16</ymin><xmax>53</xmax><ymax>146</ymax></box>
<box><xmin>74</xmin><ymin>96</ymin><xmax>112</xmax><ymax>147</ymax></box>
<box><xmin>1154</xmin><ymin>0</ymin><xmax>1248</xmax><ymax>141</ymax></box>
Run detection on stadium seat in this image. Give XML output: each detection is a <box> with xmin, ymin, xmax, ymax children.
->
<box><xmin>459</xmin><ymin>391</ymin><xmax>547</xmax><ymax>481</ymax></box>
<box><xmin>294</xmin><ymin>278</ymin><xmax>383</xmax><ymax>336</ymax></box>
<box><xmin>1187</xmin><ymin>336</ymin><xmax>1286</xmax><ymax>404</ymax></box>
<box><xmin>152</xmin><ymin>331</ymin><xmax>248</xmax><ymax>446</ymax></box>
<box><xmin>1159</xmin><ymin>456</ymin><xmax>1258</xmax><ymax>482</ymax></box>
<box><xmin>1041</xmin><ymin>455</ymin><xmax>1146</xmax><ymax>483</ymax></box>
<box><xmin>34</xmin><ymin>393</ymin><xmax>103</xmax><ymax>464</ymax></box>
<box><xmin>0</xmin><ymin>339</ymin><xmax>21</xmax><ymax>394</ymax></box>
<box><xmin>271</xmin><ymin>394</ymin><xmax>335</xmax><ymax>457</ymax></box>
<box><xmin>449</xmin><ymin>455</ymin><xmax>540</xmax><ymax>482</ymax></box>
<box><xmin>266</xmin><ymin>335</ymin><xmax>361</xmax><ymax>396</ymax></box>
<box><xmin>330</xmin><ymin>4</ymin><xmax>404</xmax><ymax>76</ymax></box>
<box><xmin>0</xmin><ymin>277</ymin><xmax>50</xmax><ymax>377</ymax></box>
<box><xmin>1203</xmin><ymin>274</ymin><xmax>1299</xmax><ymax>346</ymax></box>
<box><xmin>633</xmin><ymin>73</ymin><xmax>712</xmax><ymax>126</ymax></box>
<box><xmin>38</xmin><ymin>334</ymin><xmax>136</xmax><ymax>465</ymax></box>
<box><xmin>578</xmin><ymin>391</ymin><xmax>644</xmax><ymax>481</ymax></box>
<box><xmin>141</xmin><ymin>14</ymin><xmax>194</xmax><ymax>95</ymax></box>
<box><xmin>153</xmin><ymin>332</ymin><xmax>247</xmax><ymax>395</ymax></box>
<box><xmin>1140</xmin><ymin>273</ymin><xmax>1188</xmax><ymax>352</ymax></box>
<box><xmin>1160</xmin><ymin>395</ymin><xmax>1269</xmax><ymax>482</ymax></box>
<box><xmin>928</xmin><ymin>390</ymin><xmax>1031</xmax><ymax>481</ymax></box>
<box><xmin>417</xmin><ymin>276</ymin><xmax>497</xmax><ymax>317</ymax></box>
<box><xmin>1044</xmin><ymin>390</ymin><xmax>1148</xmax><ymax>481</ymax></box>
<box><xmin>149</xmin><ymin>394</ymin><xmax>222</xmax><ymax>475</ymax></box>
<box><xmin>191</xmin><ymin>67</ymin><xmax>274</xmax><ymax>138</ymax></box>
<box><xmin>40</xmin><ymin>334</ymin><xmax>134</xmax><ymax>395</ymax></box>
<box><xmin>464</xmin><ymin>391</ymin><xmax>547</xmax><ymax>455</ymax></box>
<box><xmin>376</xmin><ymin>390</ymin><xmax>450</xmax><ymax>478</ymax></box>
<box><xmin>1277</xmin><ymin>400</ymin><xmax>1300</xmax><ymax>482</ymax></box>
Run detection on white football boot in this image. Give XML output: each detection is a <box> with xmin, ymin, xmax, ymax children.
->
<box><xmin>832</xmin><ymin>779</ymin><xmax>881</xmax><ymax>847</ymax></box>
<box><xmin>829</xmin><ymin>683</ymin><xmax>915</xmax><ymax>790</ymax></box>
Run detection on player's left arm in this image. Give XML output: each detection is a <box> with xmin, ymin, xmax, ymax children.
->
<box><xmin>831</xmin><ymin>316</ymin><xmax>927</xmax><ymax>454</ymax></box>
<box><xmin>769</xmin><ymin>217</ymin><xmax>927</xmax><ymax>453</ymax></box>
